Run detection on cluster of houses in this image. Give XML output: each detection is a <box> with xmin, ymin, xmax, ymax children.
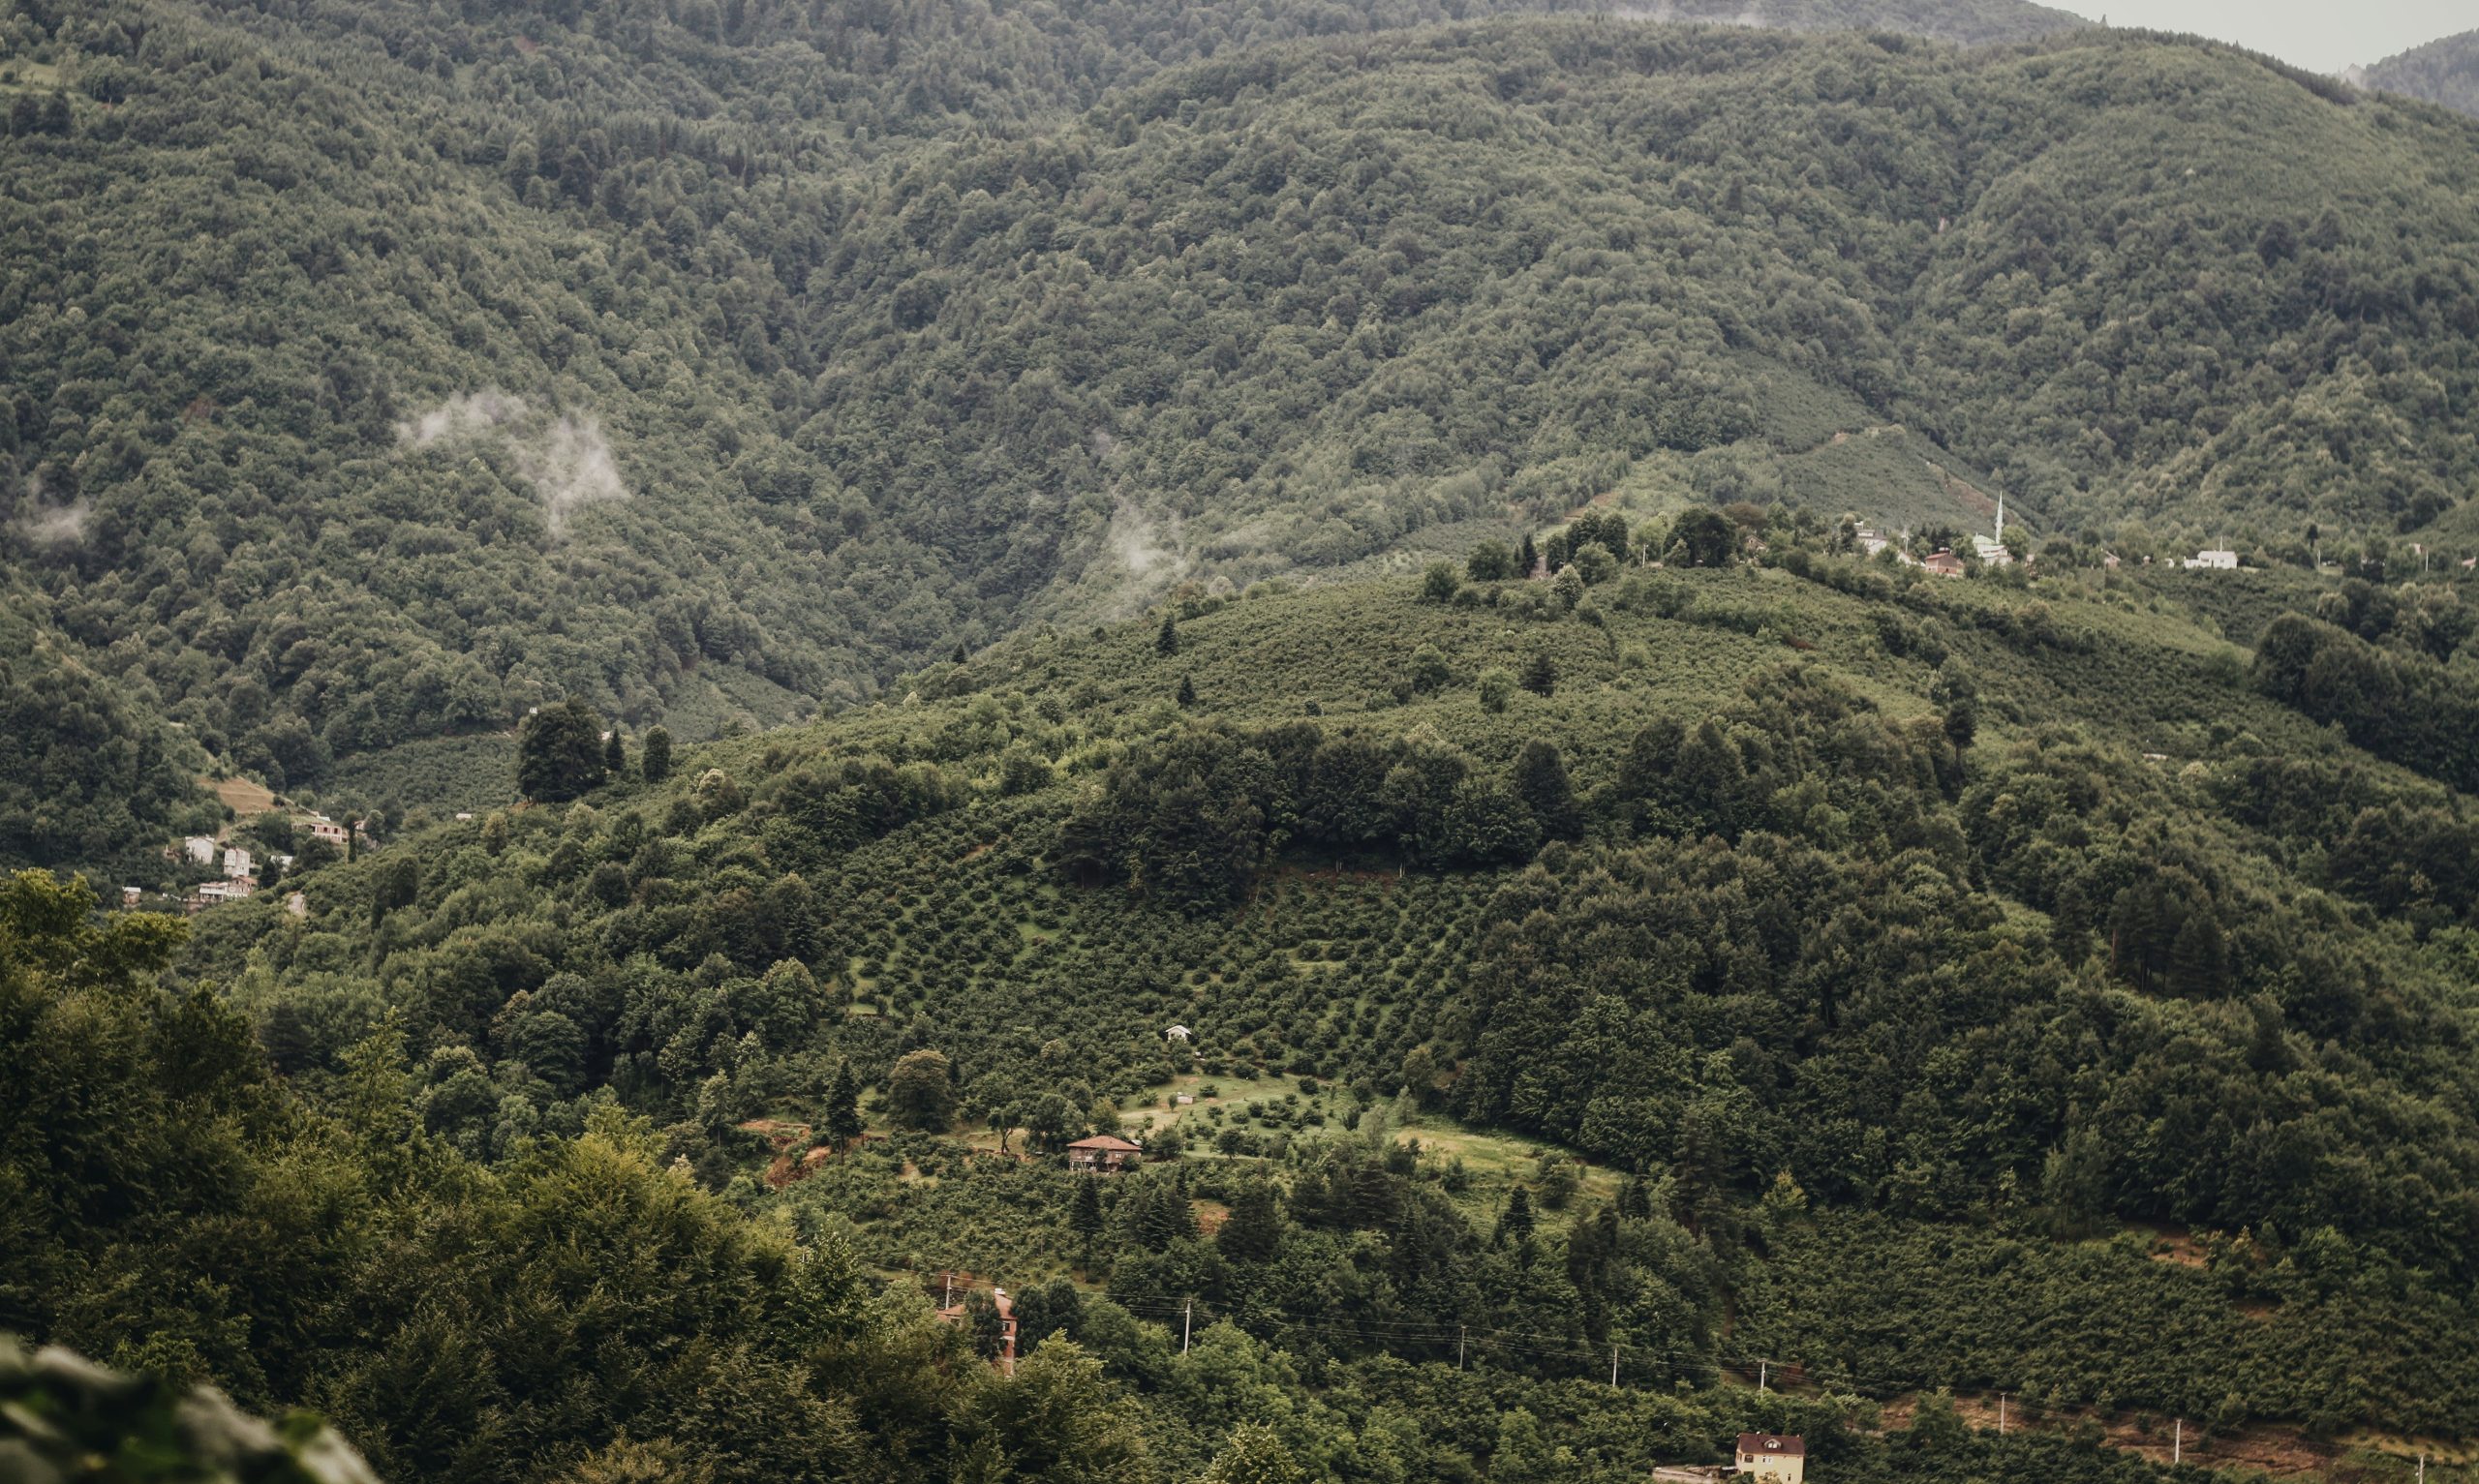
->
<box><xmin>1861</xmin><ymin>516</ymin><xmax>2229</xmax><ymax>580</ymax></box>
<box><xmin>148</xmin><ymin>811</ymin><xmax>357</xmax><ymax>916</ymax></box>
<box><xmin>1852</xmin><ymin>523</ymin><xmax>2007</xmax><ymax>579</ymax></box>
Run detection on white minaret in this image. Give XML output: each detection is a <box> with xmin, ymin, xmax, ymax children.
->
<box><xmin>1995</xmin><ymin>493</ymin><xmax>2005</xmax><ymax>546</ymax></box>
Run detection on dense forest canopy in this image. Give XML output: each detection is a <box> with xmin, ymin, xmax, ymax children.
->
<box><xmin>12</xmin><ymin>0</ymin><xmax>2479</xmax><ymax>1477</ymax></box>
<box><xmin>0</xmin><ymin>580</ymin><xmax>221</xmax><ymax>878</ymax></box>
<box><xmin>4</xmin><ymin>0</ymin><xmax>2476</xmax><ymax>835</ymax></box>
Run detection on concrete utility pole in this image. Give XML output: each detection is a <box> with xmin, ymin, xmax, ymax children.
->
<box><xmin>1610</xmin><ymin>1343</ymin><xmax>1620</xmax><ymax>1386</ymax></box>
<box><xmin>1999</xmin><ymin>1394</ymin><xmax>2006</xmax><ymax>1434</ymax></box>
<box><xmin>2173</xmin><ymin>1418</ymin><xmax>2182</xmax><ymax>1466</ymax></box>
<box><xmin>1182</xmin><ymin>1298</ymin><xmax>1194</xmax><ymax>1354</ymax></box>
<box><xmin>1457</xmin><ymin>1325</ymin><xmax>1467</xmax><ymax>1371</ymax></box>
<box><xmin>1759</xmin><ymin>1360</ymin><xmax>1768</xmax><ymax>1393</ymax></box>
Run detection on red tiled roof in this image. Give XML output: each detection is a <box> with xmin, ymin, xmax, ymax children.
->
<box><xmin>1067</xmin><ymin>1135</ymin><xmax>1143</xmax><ymax>1152</ymax></box>
<box><xmin>1737</xmin><ymin>1435</ymin><xmax>1804</xmax><ymax>1457</ymax></box>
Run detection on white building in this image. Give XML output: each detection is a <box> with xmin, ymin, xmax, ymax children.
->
<box><xmin>222</xmin><ymin>846</ymin><xmax>254</xmax><ymax>880</ymax></box>
<box><xmin>184</xmin><ymin>835</ymin><xmax>219</xmax><ymax>866</ymax></box>
<box><xmin>2183</xmin><ymin>549</ymin><xmax>2238</xmax><ymax>570</ymax></box>
<box><xmin>1974</xmin><ymin>494</ymin><xmax>2014</xmax><ymax>566</ymax></box>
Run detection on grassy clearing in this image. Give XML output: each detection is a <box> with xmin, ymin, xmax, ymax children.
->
<box><xmin>1118</xmin><ymin>1070</ymin><xmax>1621</xmax><ymax>1232</ymax></box>
<box><xmin>0</xmin><ymin>59</ymin><xmax>63</xmax><ymax>91</ymax></box>
<box><xmin>203</xmin><ymin>775</ymin><xmax>278</xmax><ymax>818</ymax></box>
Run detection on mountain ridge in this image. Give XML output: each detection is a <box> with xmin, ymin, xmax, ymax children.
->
<box><xmin>2362</xmin><ymin>28</ymin><xmax>2479</xmax><ymax>116</ymax></box>
<box><xmin>4</xmin><ymin>2</ymin><xmax>2475</xmax><ymax>840</ymax></box>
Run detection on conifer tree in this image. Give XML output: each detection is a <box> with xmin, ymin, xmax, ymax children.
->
<box><xmin>1157</xmin><ymin>613</ymin><xmax>1179</xmax><ymax>655</ymax></box>
<box><xmin>1216</xmin><ymin>1181</ymin><xmax>1283</xmax><ymax>1264</ymax></box>
<box><xmin>602</xmin><ymin>728</ymin><xmax>626</xmax><ymax>776</ymax></box>
<box><xmin>822</xmin><ymin>1060</ymin><xmax>863</xmax><ymax>1146</ymax></box>
<box><xmin>641</xmin><ymin>725</ymin><xmax>673</xmax><ymax>784</ymax></box>
<box><xmin>1512</xmin><ymin>740</ymin><xmax>1579</xmax><ymax>838</ymax></box>
<box><xmin>1518</xmin><ymin>652</ymin><xmax>1558</xmax><ymax>697</ymax></box>
<box><xmin>1499</xmin><ymin>1186</ymin><xmax>1535</xmax><ymax>1243</ymax></box>
<box><xmin>1069</xmin><ymin>1177</ymin><xmax>1106</xmax><ymax>1267</ymax></box>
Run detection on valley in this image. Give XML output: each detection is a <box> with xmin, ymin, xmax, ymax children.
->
<box><xmin>5</xmin><ymin>0</ymin><xmax>2479</xmax><ymax>1479</ymax></box>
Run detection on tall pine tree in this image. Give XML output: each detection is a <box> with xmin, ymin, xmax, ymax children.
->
<box><xmin>1069</xmin><ymin>1177</ymin><xmax>1106</xmax><ymax>1268</ymax></box>
<box><xmin>822</xmin><ymin>1060</ymin><xmax>863</xmax><ymax>1146</ymax></box>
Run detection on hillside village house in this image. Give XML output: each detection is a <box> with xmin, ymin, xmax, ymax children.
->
<box><xmin>2183</xmin><ymin>549</ymin><xmax>2239</xmax><ymax>569</ymax></box>
<box><xmin>222</xmin><ymin>845</ymin><xmax>254</xmax><ymax>880</ymax></box>
<box><xmin>934</xmin><ymin>1286</ymin><xmax>1019</xmax><ymax>1377</ymax></box>
<box><xmin>184</xmin><ymin>835</ymin><xmax>218</xmax><ymax>866</ymax></box>
<box><xmin>190</xmin><ymin>879</ymin><xmax>255</xmax><ymax>912</ymax></box>
<box><xmin>1067</xmin><ymin>1134</ymin><xmax>1144</xmax><ymax>1172</ymax></box>
<box><xmin>304</xmin><ymin>815</ymin><xmax>349</xmax><ymax>849</ymax></box>
<box><xmin>1922</xmin><ymin>549</ymin><xmax>1965</xmax><ymax>577</ymax></box>
<box><xmin>1736</xmin><ymin>1434</ymin><xmax>1805</xmax><ymax>1483</ymax></box>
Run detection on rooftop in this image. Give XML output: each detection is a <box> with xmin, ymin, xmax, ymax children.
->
<box><xmin>1738</xmin><ymin>1435</ymin><xmax>1805</xmax><ymax>1457</ymax></box>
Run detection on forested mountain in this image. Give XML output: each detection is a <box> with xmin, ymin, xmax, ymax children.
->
<box><xmin>9</xmin><ymin>533</ymin><xmax>2446</xmax><ymax>1479</ymax></box>
<box><xmin>6</xmin><ymin>0</ymin><xmax>2476</xmax><ymax>825</ymax></box>
<box><xmin>12</xmin><ymin>1</ymin><xmax>2479</xmax><ymax>1475</ymax></box>
<box><xmin>2362</xmin><ymin>29</ymin><xmax>2479</xmax><ymax>116</ymax></box>
<box><xmin>0</xmin><ymin>580</ymin><xmax>220</xmax><ymax>877</ymax></box>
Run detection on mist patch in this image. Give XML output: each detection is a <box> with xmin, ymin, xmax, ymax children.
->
<box><xmin>397</xmin><ymin>391</ymin><xmax>627</xmax><ymax>536</ymax></box>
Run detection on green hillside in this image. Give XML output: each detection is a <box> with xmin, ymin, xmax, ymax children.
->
<box><xmin>2364</xmin><ymin>29</ymin><xmax>2479</xmax><ymax>116</ymax></box>
<box><xmin>5</xmin><ymin>0</ymin><xmax>2476</xmax><ymax>824</ymax></box>
<box><xmin>27</xmin><ymin>537</ymin><xmax>2438</xmax><ymax>1479</ymax></box>
<box><xmin>12</xmin><ymin>0</ymin><xmax>2479</xmax><ymax>1475</ymax></box>
<box><xmin>0</xmin><ymin>581</ymin><xmax>220</xmax><ymax>875</ymax></box>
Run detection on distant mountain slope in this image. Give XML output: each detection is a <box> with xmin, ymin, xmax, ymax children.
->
<box><xmin>1643</xmin><ymin>0</ymin><xmax>2080</xmax><ymax>45</ymax></box>
<box><xmin>2363</xmin><ymin>29</ymin><xmax>2479</xmax><ymax>116</ymax></box>
<box><xmin>4</xmin><ymin>0</ymin><xmax>2474</xmax><ymax>813</ymax></box>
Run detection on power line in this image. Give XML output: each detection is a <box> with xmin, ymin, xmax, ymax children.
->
<box><xmin>1079</xmin><ymin>1297</ymin><xmax>2414</xmax><ymax>1471</ymax></box>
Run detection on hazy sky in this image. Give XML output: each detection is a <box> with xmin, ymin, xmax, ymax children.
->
<box><xmin>2046</xmin><ymin>1</ymin><xmax>2469</xmax><ymax>71</ymax></box>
